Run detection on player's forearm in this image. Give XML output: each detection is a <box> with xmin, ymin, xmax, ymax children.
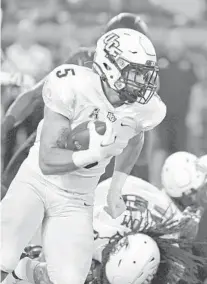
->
<box><xmin>115</xmin><ymin>131</ymin><xmax>144</xmax><ymax>174</ymax></box>
<box><xmin>39</xmin><ymin>147</ymin><xmax>79</xmax><ymax>175</ymax></box>
<box><xmin>39</xmin><ymin>147</ymin><xmax>96</xmax><ymax>175</ymax></box>
<box><xmin>109</xmin><ymin>132</ymin><xmax>144</xmax><ymax>195</ymax></box>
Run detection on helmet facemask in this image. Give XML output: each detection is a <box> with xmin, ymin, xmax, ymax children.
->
<box><xmin>93</xmin><ymin>29</ymin><xmax>159</xmax><ymax>105</ymax></box>
<box><xmin>103</xmin><ymin>50</ymin><xmax>159</xmax><ymax>104</ymax></box>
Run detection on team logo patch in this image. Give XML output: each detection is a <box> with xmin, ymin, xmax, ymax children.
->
<box><xmin>107</xmin><ymin>112</ymin><xmax>117</xmax><ymax>122</ymax></box>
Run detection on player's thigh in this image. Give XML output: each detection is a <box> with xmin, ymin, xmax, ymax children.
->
<box><xmin>0</xmin><ymin>177</ymin><xmax>44</xmax><ymax>272</ymax></box>
<box><xmin>42</xmin><ymin>207</ymin><xmax>93</xmax><ymax>284</ymax></box>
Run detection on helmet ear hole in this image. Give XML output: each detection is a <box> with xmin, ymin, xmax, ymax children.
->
<box><xmin>103</xmin><ymin>63</ymin><xmax>111</xmax><ymax>71</ymax></box>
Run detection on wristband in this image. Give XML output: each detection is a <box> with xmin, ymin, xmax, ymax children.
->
<box><xmin>72</xmin><ymin>150</ymin><xmax>98</xmax><ymax>168</ymax></box>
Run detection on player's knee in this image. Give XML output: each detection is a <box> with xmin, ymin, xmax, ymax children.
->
<box><xmin>0</xmin><ymin>245</ymin><xmax>22</xmax><ymax>273</ymax></box>
<box><xmin>0</xmin><ymin>255</ymin><xmax>20</xmax><ymax>274</ymax></box>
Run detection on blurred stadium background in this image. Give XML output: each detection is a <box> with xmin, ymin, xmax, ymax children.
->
<box><xmin>1</xmin><ymin>0</ymin><xmax>207</xmax><ymax>187</ymax></box>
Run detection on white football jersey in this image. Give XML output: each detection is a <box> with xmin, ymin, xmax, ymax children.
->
<box><xmin>25</xmin><ymin>64</ymin><xmax>166</xmax><ymax>193</ymax></box>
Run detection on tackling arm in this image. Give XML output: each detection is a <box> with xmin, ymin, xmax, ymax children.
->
<box><xmin>1</xmin><ymin>78</ymin><xmax>45</xmax><ymax>139</ymax></box>
<box><xmin>109</xmin><ymin>131</ymin><xmax>144</xmax><ymax>196</ymax></box>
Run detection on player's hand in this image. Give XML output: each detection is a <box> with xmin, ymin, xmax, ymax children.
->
<box><xmin>104</xmin><ymin>192</ymin><xmax>126</xmax><ymax>219</ymax></box>
<box><xmin>87</xmin><ymin>120</ymin><xmax>128</xmax><ymax>161</ymax></box>
<box><xmin>72</xmin><ymin>120</ymin><xmax>128</xmax><ymax>168</ymax></box>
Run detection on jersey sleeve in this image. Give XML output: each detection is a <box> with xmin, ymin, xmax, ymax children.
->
<box><xmin>135</xmin><ymin>93</ymin><xmax>167</xmax><ymax>132</ymax></box>
<box><xmin>42</xmin><ymin>65</ymin><xmax>76</xmax><ymax>119</ymax></box>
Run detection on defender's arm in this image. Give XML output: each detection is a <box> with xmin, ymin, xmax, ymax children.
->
<box><xmin>2</xmin><ymin>79</ymin><xmax>45</xmax><ymax>139</ymax></box>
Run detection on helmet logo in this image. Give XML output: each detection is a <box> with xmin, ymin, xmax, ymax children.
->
<box><xmin>104</xmin><ymin>33</ymin><xmax>122</xmax><ymax>59</ymax></box>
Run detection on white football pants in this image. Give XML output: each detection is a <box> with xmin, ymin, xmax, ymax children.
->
<box><xmin>0</xmin><ymin>163</ymin><xmax>94</xmax><ymax>284</ymax></box>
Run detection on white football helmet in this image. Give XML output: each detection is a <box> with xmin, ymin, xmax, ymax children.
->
<box><xmin>105</xmin><ymin>233</ymin><xmax>160</xmax><ymax>284</ymax></box>
<box><xmin>161</xmin><ymin>152</ymin><xmax>206</xmax><ymax>198</ymax></box>
<box><xmin>93</xmin><ymin>28</ymin><xmax>158</xmax><ymax>104</ymax></box>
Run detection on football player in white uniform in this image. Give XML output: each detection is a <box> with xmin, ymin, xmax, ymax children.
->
<box><xmin>161</xmin><ymin>152</ymin><xmax>207</xmax><ymax>283</ymax></box>
<box><xmin>1</xmin><ymin>13</ymin><xmax>150</xmax><ymax>141</ymax></box>
<box><xmin>0</xmin><ymin>29</ymin><xmax>165</xmax><ymax>284</ymax></box>
<box><xmin>160</xmin><ymin>151</ymin><xmax>207</xmax><ymax>240</ymax></box>
<box><xmin>9</xmin><ymin>176</ymin><xmax>204</xmax><ymax>284</ymax></box>
<box><xmin>91</xmin><ymin>175</ymin><xmax>205</xmax><ymax>284</ymax></box>
<box><xmin>1</xmin><ymin>13</ymin><xmax>150</xmax><ymax>190</ymax></box>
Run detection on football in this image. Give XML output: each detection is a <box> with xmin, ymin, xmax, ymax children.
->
<box><xmin>68</xmin><ymin>120</ymin><xmax>106</xmax><ymax>151</ymax></box>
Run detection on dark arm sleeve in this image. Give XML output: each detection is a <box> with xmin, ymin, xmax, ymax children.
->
<box><xmin>64</xmin><ymin>48</ymin><xmax>95</xmax><ymax>67</ymax></box>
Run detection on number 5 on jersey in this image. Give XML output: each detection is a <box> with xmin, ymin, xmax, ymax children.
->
<box><xmin>56</xmin><ymin>68</ymin><xmax>75</xmax><ymax>78</ymax></box>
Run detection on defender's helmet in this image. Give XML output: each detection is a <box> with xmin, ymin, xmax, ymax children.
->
<box><xmin>161</xmin><ymin>152</ymin><xmax>206</xmax><ymax>198</ymax></box>
<box><xmin>106</xmin><ymin>13</ymin><xmax>150</xmax><ymax>38</ymax></box>
<box><xmin>105</xmin><ymin>233</ymin><xmax>160</xmax><ymax>284</ymax></box>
